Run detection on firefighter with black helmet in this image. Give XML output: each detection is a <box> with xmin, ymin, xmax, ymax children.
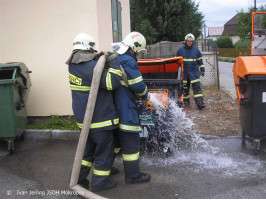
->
<box><xmin>66</xmin><ymin>32</ymin><xmax>122</xmax><ymax>192</ymax></box>
<box><xmin>176</xmin><ymin>33</ymin><xmax>205</xmax><ymax>110</ymax></box>
<box><xmin>112</xmin><ymin>31</ymin><xmax>151</xmax><ymax>184</ymax></box>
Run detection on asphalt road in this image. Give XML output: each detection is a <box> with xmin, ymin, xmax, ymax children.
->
<box><xmin>0</xmin><ymin>136</ymin><xmax>266</xmax><ymax>199</ymax></box>
<box><xmin>218</xmin><ymin>61</ymin><xmax>236</xmax><ymax>99</ymax></box>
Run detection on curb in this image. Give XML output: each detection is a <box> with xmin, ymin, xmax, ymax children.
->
<box><xmin>24</xmin><ymin>129</ymin><xmax>242</xmax><ymax>141</ymax></box>
<box><xmin>24</xmin><ymin>129</ymin><xmax>79</xmax><ymax>140</ymax></box>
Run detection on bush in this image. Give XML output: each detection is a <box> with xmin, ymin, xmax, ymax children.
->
<box><xmin>207</xmin><ymin>39</ymin><xmax>214</xmax><ymax>46</ymax></box>
<box><xmin>234</xmin><ymin>39</ymin><xmax>251</xmax><ymax>48</ymax></box>
<box><xmin>217</xmin><ymin>35</ymin><xmax>234</xmax><ymax>48</ymax></box>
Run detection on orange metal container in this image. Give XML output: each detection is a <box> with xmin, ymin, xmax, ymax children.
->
<box><xmin>233</xmin><ymin>56</ymin><xmax>266</xmax><ymax>104</ymax></box>
<box><xmin>146</xmin><ymin>89</ymin><xmax>169</xmax><ymax>109</ymax></box>
<box><xmin>138</xmin><ymin>57</ymin><xmax>183</xmax><ymax>74</ymax></box>
<box><xmin>137</xmin><ymin>57</ymin><xmax>183</xmax><ymax>107</ymax></box>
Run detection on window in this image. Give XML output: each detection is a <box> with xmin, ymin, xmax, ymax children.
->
<box><xmin>111</xmin><ymin>0</ymin><xmax>122</xmax><ymax>42</ymax></box>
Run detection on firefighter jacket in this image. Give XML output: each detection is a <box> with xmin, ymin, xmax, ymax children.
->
<box><xmin>68</xmin><ymin>51</ymin><xmax>122</xmax><ymax>133</ymax></box>
<box><xmin>176</xmin><ymin>45</ymin><xmax>205</xmax><ymax>81</ymax></box>
<box><xmin>115</xmin><ymin>50</ymin><xmax>149</xmax><ymax>133</ymax></box>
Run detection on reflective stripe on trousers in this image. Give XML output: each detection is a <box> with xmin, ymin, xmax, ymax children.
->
<box><xmin>77</xmin><ymin>118</ymin><xmax>119</xmax><ymax>129</ymax></box>
<box><xmin>119</xmin><ymin>123</ymin><xmax>142</xmax><ymax>132</ymax></box>
<box><xmin>81</xmin><ymin>160</ymin><xmax>92</xmax><ymax>168</ymax></box>
<box><xmin>93</xmin><ymin>169</ymin><xmax>111</xmax><ymax>176</ymax></box>
<box><xmin>122</xmin><ymin>152</ymin><xmax>139</xmax><ymax>161</ymax></box>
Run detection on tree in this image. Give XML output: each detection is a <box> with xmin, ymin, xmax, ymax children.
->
<box><xmin>130</xmin><ymin>0</ymin><xmax>204</xmax><ymax>44</ymax></box>
<box><xmin>237</xmin><ymin>5</ymin><xmax>266</xmax><ymax>39</ymax></box>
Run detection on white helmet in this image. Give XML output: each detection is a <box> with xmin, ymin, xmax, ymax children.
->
<box><xmin>185</xmin><ymin>33</ymin><xmax>195</xmax><ymax>41</ymax></box>
<box><xmin>73</xmin><ymin>32</ymin><xmax>96</xmax><ymax>51</ymax></box>
<box><xmin>112</xmin><ymin>32</ymin><xmax>146</xmax><ymax>54</ymax></box>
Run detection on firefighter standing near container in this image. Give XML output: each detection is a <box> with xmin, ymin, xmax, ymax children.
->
<box><xmin>66</xmin><ymin>33</ymin><xmax>122</xmax><ymax>192</ymax></box>
<box><xmin>176</xmin><ymin>33</ymin><xmax>205</xmax><ymax>109</ymax></box>
<box><xmin>112</xmin><ymin>32</ymin><xmax>151</xmax><ymax>184</ymax></box>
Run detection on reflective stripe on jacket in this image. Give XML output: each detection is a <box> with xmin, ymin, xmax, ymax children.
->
<box><xmin>176</xmin><ymin>45</ymin><xmax>205</xmax><ymax>81</ymax></box>
<box><xmin>68</xmin><ymin>51</ymin><xmax>122</xmax><ymax>133</ymax></box>
<box><xmin>115</xmin><ymin>51</ymin><xmax>148</xmax><ymax>133</ymax></box>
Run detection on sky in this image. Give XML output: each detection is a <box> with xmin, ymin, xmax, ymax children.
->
<box><xmin>194</xmin><ymin>0</ymin><xmax>266</xmax><ymax>27</ymax></box>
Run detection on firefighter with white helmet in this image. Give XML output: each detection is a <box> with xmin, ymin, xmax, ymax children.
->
<box><xmin>112</xmin><ymin>31</ymin><xmax>151</xmax><ymax>184</ymax></box>
<box><xmin>67</xmin><ymin>32</ymin><xmax>122</xmax><ymax>192</ymax></box>
<box><xmin>73</xmin><ymin>32</ymin><xmax>96</xmax><ymax>51</ymax></box>
<box><xmin>176</xmin><ymin>33</ymin><xmax>205</xmax><ymax>109</ymax></box>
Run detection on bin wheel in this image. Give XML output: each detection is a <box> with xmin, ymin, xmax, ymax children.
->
<box><xmin>242</xmin><ymin>131</ymin><xmax>246</xmax><ymax>140</ymax></box>
<box><xmin>7</xmin><ymin>140</ymin><xmax>14</xmax><ymax>155</ymax></box>
<box><xmin>19</xmin><ymin>131</ymin><xmax>25</xmax><ymax>141</ymax></box>
<box><xmin>253</xmin><ymin>140</ymin><xmax>260</xmax><ymax>156</ymax></box>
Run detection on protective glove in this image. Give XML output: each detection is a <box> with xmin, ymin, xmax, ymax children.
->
<box><xmin>201</xmin><ymin>72</ymin><xmax>205</xmax><ymax>77</ymax></box>
<box><xmin>94</xmin><ymin>51</ymin><xmax>105</xmax><ymax>61</ymax></box>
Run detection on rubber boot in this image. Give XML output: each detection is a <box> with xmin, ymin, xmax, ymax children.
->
<box><xmin>183</xmin><ymin>100</ymin><xmax>190</xmax><ymax>108</ymax></box>
<box><xmin>69</xmin><ymin>171</ymin><xmax>90</xmax><ymax>189</ymax></box>
<box><xmin>125</xmin><ymin>172</ymin><xmax>151</xmax><ymax>184</ymax></box>
<box><xmin>78</xmin><ymin>179</ymin><xmax>90</xmax><ymax>189</ymax></box>
<box><xmin>197</xmin><ymin>102</ymin><xmax>205</xmax><ymax>110</ymax></box>
<box><xmin>91</xmin><ymin>179</ymin><xmax>117</xmax><ymax>192</ymax></box>
<box><xmin>110</xmin><ymin>167</ymin><xmax>119</xmax><ymax>175</ymax></box>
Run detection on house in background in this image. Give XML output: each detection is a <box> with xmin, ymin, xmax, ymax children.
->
<box><xmin>0</xmin><ymin>0</ymin><xmax>130</xmax><ymax>117</ymax></box>
<box><xmin>222</xmin><ymin>14</ymin><xmax>240</xmax><ymax>44</ymax></box>
<box><xmin>207</xmin><ymin>27</ymin><xmax>224</xmax><ymax>41</ymax></box>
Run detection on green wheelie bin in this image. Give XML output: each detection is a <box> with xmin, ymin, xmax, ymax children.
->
<box><xmin>0</xmin><ymin>62</ymin><xmax>31</xmax><ymax>155</ymax></box>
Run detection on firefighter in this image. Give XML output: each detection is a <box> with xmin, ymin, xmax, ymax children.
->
<box><xmin>112</xmin><ymin>32</ymin><xmax>151</xmax><ymax>184</ymax></box>
<box><xmin>66</xmin><ymin>33</ymin><xmax>122</xmax><ymax>192</ymax></box>
<box><xmin>176</xmin><ymin>33</ymin><xmax>206</xmax><ymax>110</ymax></box>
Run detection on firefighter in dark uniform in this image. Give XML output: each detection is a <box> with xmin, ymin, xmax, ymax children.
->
<box><xmin>112</xmin><ymin>32</ymin><xmax>151</xmax><ymax>184</ymax></box>
<box><xmin>176</xmin><ymin>33</ymin><xmax>206</xmax><ymax>110</ymax></box>
<box><xmin>66</xmin><ymin>33</ymin><xmax>122</xmax><ymax>192</ymax></box>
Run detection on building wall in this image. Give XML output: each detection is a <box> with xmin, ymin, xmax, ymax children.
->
<box><xmin>0</xmin><ymin>0</ymin><xmax>130</xmax><ymax>116</ymax></box>
<box><xmin>97</xmin><ymin>0</ymin><xmax>113</xmax><ymax>51</ymax></box>
<box><xmin>231</xmin><ymin>36</ymin><xmax>240</xmax><ymax>44</ymax></box>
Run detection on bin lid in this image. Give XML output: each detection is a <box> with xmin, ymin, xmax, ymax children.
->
<box><xmin>233</xmin><ymin>56</ymin><xmax>266</xmax><ymax>78</ymax></box>
<box><xmin>138</xmin><ymin>57</ymin><xmax>183</xmax><ymax>73</ymax></box>
<box><xmin>0</xmin><ymin>62</ymin><xmax>29</xmax><ymax>80</ymax></box>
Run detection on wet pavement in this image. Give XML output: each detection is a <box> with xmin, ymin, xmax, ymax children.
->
<box><xmin>0</xmin><ymin>136</ymin><xmax>266</xmax><ymax>199</ymax></box>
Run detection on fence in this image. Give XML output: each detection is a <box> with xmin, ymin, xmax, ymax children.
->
<box><xmin>139</xmin><ymin>40</ymin><xmax>217</xmax><ymax>59</ymax></box>
<box><xmin>217</xmin><ymin>48</ymin><xmax>250</xmax><ymax>57</ymax></box>
<box><xmin>139</xmin><ymin>41</ymin><xmax>184</xmax><ymax>59</ymax></box>
<box><xmin>196</xmin><ymin>40</ymin><xmax>216</xmax><ymax>52</ymax></box>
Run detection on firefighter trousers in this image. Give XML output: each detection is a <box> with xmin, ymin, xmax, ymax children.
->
<box><xmin>183</xmin><ymin>77</ymin><xmax>204</xmax><ymax>105</ymax></box>
<box><xmin>113</xmin><ymin>128</ymin><xmax>121</xmax><ymax>161</ymax></box>
<box><xmin>118</xmin><ymin>130</ymin><xmax>140</xmax><ymax>179</ymax></box>
<box><xmin>78</xmin><ymin>129</ymin><xmax>114</xmax><ymax>187</ymax></box>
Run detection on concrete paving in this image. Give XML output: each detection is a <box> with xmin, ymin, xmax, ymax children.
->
<box><xmin>0</xmin><ymin>136</ymin><xmax>266</xmax><ymax>199</ymax></box>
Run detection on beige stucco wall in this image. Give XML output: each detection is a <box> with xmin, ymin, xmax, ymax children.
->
<box><xmin>0</xmin><ymin>0</ymin><xmax>130</xmax><ymax>116</ymax></box>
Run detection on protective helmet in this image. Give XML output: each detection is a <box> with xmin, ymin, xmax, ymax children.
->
<box><xmin>73</xmin><ymin>32</ymin><xmax>96</xmax><ymax>51</ymax></box>
<box><xmin>113</xmin><ymin>32</ymin><xmax>146</xmax><ymax>54</ymax></box>
<box><xmin>123</xmin><ymin>32</ymin><xmax>146</xmax><ymax>53</ymax></box>
<box><xmin>185</xmin><ymin>33</ymin><xmax>195</xmax><ymax>41</ymax></box>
